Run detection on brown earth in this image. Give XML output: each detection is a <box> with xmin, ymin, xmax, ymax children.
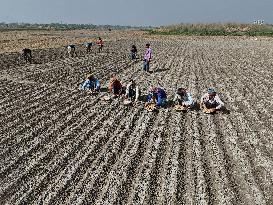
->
<box><xmin>0</xmin><ymin>30</ymin><xmax>273</xmax><ymax>205</ymax></box>
<box><xmin>0</xmin><ymin>29</ymin><xmax>145</xmax><ymax>53</ymax></box>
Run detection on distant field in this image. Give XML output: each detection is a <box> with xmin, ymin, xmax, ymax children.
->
<box><xmin>0</xmin><ymin>29</ymin><xmax>145</xmax><ymax>53</ymax></box>
<box><xmin>150</xmin><ymin>23</ymin><xmax>273</xmax><ymax>36</ymax></box>
<box><xmin>0</xmin><ymin>30</ymin><xmax>273</xmax><ymax>204</ymax></box>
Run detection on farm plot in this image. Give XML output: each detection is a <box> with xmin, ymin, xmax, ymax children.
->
<box><xmin>0</xmin><ymin>36</ymin><xmax>273</xmax><ymax>205</ymax></box>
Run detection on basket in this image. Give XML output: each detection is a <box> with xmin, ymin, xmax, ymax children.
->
<box><xmin>202</xmin><ymin>107</ymin><xmax>216</xmax><ymax>114</ymax></box>
<box><xmin>174</xmin><ymin>105</ymin><xmax>188</xmax><ymax>111</ymax></box>
<box><xmin>145</xmin><ymin>103</ymin><xmax>157</xmax><ymax>112</ymax></box>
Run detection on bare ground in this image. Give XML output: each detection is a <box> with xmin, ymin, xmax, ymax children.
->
<box><xmin>0</xmin><ymin>32</ymin><xmax>273</xmax><ymax>205</ymax></box>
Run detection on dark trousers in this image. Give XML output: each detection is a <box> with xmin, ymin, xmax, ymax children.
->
<box><xmin>131</xmin><ymin>52</ymin><xmax>136</xmax><ymax>60</ymax></box>
<box><xmin>128</xmin><ymin>89</ymin><xmax>136</xmax><ymax>99</ymax></box>
<box><xmin>113</xmin><ymin>86</ymin><xmax>122</xmax><ymax>95</ymax></box>
<box><xmin>204</xmin><ymin>101</ymin><xmax>218</xmax><ymax>109</ymax></box>
<box><xmin>22</xmin><ymin>53</ymin><xmax>32</xmax><ymax>63</ymax></box>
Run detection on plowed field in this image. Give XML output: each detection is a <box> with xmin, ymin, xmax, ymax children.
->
<box><xmin>1</xmin><ymin>34</ymin><xmax>273</xmax><ymax>205</ymax></box>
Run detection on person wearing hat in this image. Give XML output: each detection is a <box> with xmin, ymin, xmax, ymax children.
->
<box><xmin>200</xmin><ymin>88</ymin><xmax>224</xmax><ymax>111</ymax></box>
<box><xmin>143</xmin><ymin>43</ymin><xmax>152</xmax><ymax>72</ymax></box>
<box><xmin>80</xmin><ymin>74</ymin><xmax>100</xmax><ymax>91</ymax></box>
<box><xmin>146</xmin><ymin>86</ymin><xmax>167</xmax><ymax>107</ymax></box>
<box><xmin>108</xmin><ymin>74</ymin><xmax>123</xmax><ymax>96</ymax></box>
<box><xmin>125</xmin><ymin>79</ymin><xmax>140</xmax><ymax>101</ymax></box>
<box><xmin>173</xmin><ymin>88</ymin><xmax>195</xmax><ymax>107</ymax></box>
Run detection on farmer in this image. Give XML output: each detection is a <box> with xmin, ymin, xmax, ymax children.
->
<box><xmin>21</xmin><ymin>48</ymin><xmax>32</xmax><ymax>63</ymax></box>
<box><xmin>96</xmin><ymin>37</ymin><xmax>104</xmax><ymax>52</ymax></box>
<box><xmin>130</xmin><ymin>45</ymin><xmax>137</xmax><ymax>60</ymax></box>
<box><xmin>146</xmin><ymin>86</ymin><xmax>167</xmax><ymax>107</ymax></box>
<box><xmin>85</xmin><ymin>42</ymin><xmax>93</xmax><ymax>53</ymax></box>
<box><xmin>125</xmin><ymin>79</ymin><xmax>140</xmax><ymax>101</ymax></box>
<box><xmin>80</xmin><ymin>74</ymin><xmax>100</xmax><ymax>92</ymax></box>
<box><xmin>200</xmin><ymin>88</ymin><xmax>224</xmax><ymax>111</ymax></box>
<box><xmin>173</xmin><ymin>88</ymin><xmax>195</xmax><ymax>108</ymax></box>
<box><xmin>108</xmin><ymin>74</ymin><xmax>123</xmax><ymax>96</ymax></box>
<box><xmin>67</xmin><ymin>44</ymin><xmax>76</xmax><ymax>57</ymax></box>
<box><xmin>143</xmin><ymin>43</ymin><xmax>152</xmax><ymax>72</ymax></box>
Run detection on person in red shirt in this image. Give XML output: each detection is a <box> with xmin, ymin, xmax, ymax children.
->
<box><xmin>96</xmin><ymin>37</ymin><xmax>104</xmax><ymax>52</ymax></box>
<box><xmin>108</xmin><ymin>74</ymin><xmax>123</xmax><ymax>96</ymax></box>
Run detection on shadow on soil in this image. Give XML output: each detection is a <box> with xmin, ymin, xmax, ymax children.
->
<box><xmin>153</xmin><ymin>68</ymin><xmax>169</xmax><ymax>73</ymax></box>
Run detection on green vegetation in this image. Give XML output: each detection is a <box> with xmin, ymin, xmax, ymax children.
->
<box><xmin>0</xmin><ymin>22</ymin><xmax>145</xmax><ymax>31</ymax></box>
<box><xmin>148</xmin><ymin>23</ymin><xmax>273</xmax><ymax>36</ymax></box>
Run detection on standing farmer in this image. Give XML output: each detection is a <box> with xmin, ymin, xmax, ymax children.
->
<box><xmin>96</xmin><ymin>37</ymin><xmax>104</xmax><ymax>52</ymax></box>
<box><xmin>143</xmin><ymin>43</ymin><xmax>152</xmax><ymax>72</ymax></box>
<box><xmin>21</xmin><ymin>48</ymin><xmax>32</xmax><ymax>63</ymax></box>
<box><xmin>130</xmin><ymin>45</ymin><xmax>138</xmax><ymax>60</ymax></box>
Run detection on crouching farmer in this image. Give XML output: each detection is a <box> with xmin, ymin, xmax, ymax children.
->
<box><xmin>173</xmin><ymin>88</ymin><xmax>195</xmax><ymax>108</ymax></box>
<box><xmin>85</xmin><ymin>42</ymin><xmax>92</xmax><ymax>53</ymax></box>
<box><xmin>200</xmin><ymin>88</ymin><xmax>224</xmax><ymax>113</ymax></box>
<box><xmin>125</xmin><ymin>79</ymin><xmax>140</xmax><ymax>102</ymax></box>
<box><xmin>67</xmin><ymin>45</ymin><xmax>76</xmax><ymax>57</ymax></box>
<box><xmin>80</xmin><ymin>74</ymin><xmax>100</xmax><ymax>92</ymax></box>
<box><xmin>146</xmin><ymin>87</ymin><xmax>167</xmax><ymax>107</ymax></box>
<box><xmin>108</xmin><ymin>74</ymin><xmax>123</xmax><ymax>96</ymax></box>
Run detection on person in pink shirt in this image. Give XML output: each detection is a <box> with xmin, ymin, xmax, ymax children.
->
<box><xmin>143</xmin><ymin>43</ymin><xmax>152</xmax><ymax>72</ymax></box>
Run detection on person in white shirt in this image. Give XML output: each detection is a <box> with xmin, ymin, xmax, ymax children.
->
<box><xmin>67</xmin><ymin>45</ymin><xmax>76</xmax><ymax>57</ymax></box>
<box><xmin>173</xmin><ymin>88</ymin><xmax>195</xmax><ymax>107</ymax></box>
<box><xmin>125</xmin><ymin>79</ymin><xmax>140</xmax><ymax>102</ymax></box>
<box><xmin>200</xmin><ymin>88</ymin><xmax>224</xmax><ymax>111</ymax></box>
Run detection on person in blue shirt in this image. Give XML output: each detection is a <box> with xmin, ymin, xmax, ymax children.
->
<box><xmin>146</xmin><ymin>87</ymin><xmax>167</xmax><ymax>107</ymax></box>
<box><xmin>80</xmin><ymin>74</ymin><xmax>100</xmax><ymax>92</ymax></box>
<box><xmin>173</xmin><ymin>88</ymin><xmax>195</xmax><ymax>108</ymax></box>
